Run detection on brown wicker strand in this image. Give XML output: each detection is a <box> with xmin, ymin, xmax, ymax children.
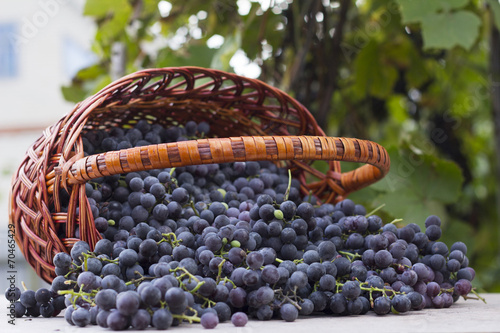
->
<box><xmin>60</xmin><ymin>136</ymin><xmax>389</xmax><ymax>192</ymax></box>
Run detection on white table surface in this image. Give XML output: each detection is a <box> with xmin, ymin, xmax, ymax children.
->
<box><xmin>1</xmin><ymin>293</ymin><xmax>498</xmax><ymax>333</ymax></box>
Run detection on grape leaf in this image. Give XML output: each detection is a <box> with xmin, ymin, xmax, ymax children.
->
<box><xmin>371</xmin><ymin>146</ymin><xmax>463</xmax><ymax>225</ymax></box>
<box><xmin>84</xmin><ymin>0</ymin><xmax>132</xmax><ymax>44</ymax></box>
<box><xmin>353</xmin><ymin>40</ymin><xmax>398</xmax><ymax>98</ymax></box>
<box><xmin>61</xmin><ymin>85</ymin><xmax>88</xmax><ymax>104</ymax></box>
<box><xmin>157</xmin><ymin>44</ymin><xmax>217</xmax><ymax>69</ymax></box>
<box><xmin>397</xmin><ymin>0</ymin><xmax>480</xmax><ymax>50</ymax></box>
<box><xmin>375</xmin><ymin>191</ymin><xmax>447</xmax><ymax>227</ymax></box>
<box><xmin>421</xmin><ymin>11</ymin><xmax>481</xmax><ymax>50</ymax></box>
<box><xmin>397</xmin><ymin>0</ymin><xmax>469</xmax><ymax>24</ymax></box>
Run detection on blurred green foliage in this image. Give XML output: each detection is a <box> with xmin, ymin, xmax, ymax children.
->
<box><xmin>63</xmin><ymin>0</ymin><xmax>500</xmax><ymax>291</ymax></box>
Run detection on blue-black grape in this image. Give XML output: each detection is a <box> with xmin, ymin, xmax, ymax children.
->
<box><xmin>280</xmin><ymin>303</ymin><xmax>298</xmax><ymax>322</ymax></box>
<box><xmin>289</xmin><ymin>271</ymin><xmax>308</xmax><ymax>289</ymax></box>
<box><xmin>107</xmin><ymin>310</ymin><xmax>130</xmax><ymax>330</ymax></box>
<box><xmin>35</xmin><ymin>288</ymin><xmax>52</xmax><ymax>304</ymax></box>
<box><xmin>231</xmin><ymin>311</ymin><xmax>248</xmax><ymax>327</ymax></box>
<box><xmin>200</xmin><ymin>311</ymin><xmax>219</xmax><ymax>329</ymax></box>
<box><xmin>329</xmin><ymin>293</ymin><xmax>347</xmax><ymax>314</ymax></box>
<box><xmin>116</xmin><ymin>290</ymin><xmax>140</xmax><ymax>316</ymax></box>
<box><xmin>20</xmin><ymin>290</ymin><xmax>36</xmax><ymax>308</ymax></box>
<box><xmin>228</xmin><ymin>287</ymin><xmax>247</xmax><ymax>308</ymax></box>
<box><xmin>71</xmin><ymin>307</ymin><xmax>91</xmax><ymax>327</ymax></box>
<box><xmin>131</xmin><ymin>309</ymin><xmax>151</xmax><ymax>330</ymax></box>
<box><xmin>341</xmin><ymin>280</ymin><xmax>361</xmax><ymax>299</ymax></box>
<box><xmin>118</xmin><ymin>249</ymin><xmax>138</xmax><ymax>267</ymax></box>
<box><xmin>391</xmin><ymin>294</ymin><xmax>411</xmax><ymax>313</ymax></box>
<box><xmin>5</xmin><ymin>287</ymin><xmax>21</xmax><ymax>302</ymax></box>
<box><xmin>373</xmin><ymin>296</ymin><xmax>391</xmax><ymax>315</ymax></box>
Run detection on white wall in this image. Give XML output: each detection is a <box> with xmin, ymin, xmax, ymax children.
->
<box><xmin>0</xmin><ymin>0</ymin><xmax>96</xmax><ymax>129</ymax></box>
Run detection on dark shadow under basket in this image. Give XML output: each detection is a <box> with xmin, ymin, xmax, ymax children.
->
<box><xmin>9</xmin><ymin>67</ymin><xmax>390</xmax><ymax>283</ymax></box>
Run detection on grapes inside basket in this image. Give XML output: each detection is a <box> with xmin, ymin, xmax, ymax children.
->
<box><xmin>6</xmin><ymin>68</ymin><xmax>483</xmax><ymax>329</ymax></box>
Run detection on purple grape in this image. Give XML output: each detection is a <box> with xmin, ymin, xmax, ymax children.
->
<box><xmin>231</xmin><ymin>311</ymin><xmax>248</xmax><ymax>327</ymax></box>
<box><xmin>200</xmin><ymin>312</ymin><xmax>219</xmax><ymax>329</ymax></box>
<box><xmin>280</xmin><ymin>303</ymin><xmax>299</xmax><ymax>322</ymax></box>
<box><xmin>454</xmin><ymin>279</ymin><xmax>472</xmax><ymax>296</ymax></box>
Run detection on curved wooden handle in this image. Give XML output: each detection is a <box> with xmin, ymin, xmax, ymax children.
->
<box><xmin>63</xmin><ymin>135</ymin><xmax>389</xmax><ymax>195</ymax></box>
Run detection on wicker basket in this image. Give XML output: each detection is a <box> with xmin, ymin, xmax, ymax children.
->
<box><xmin>9</xmin><ymin>67</ymin><xmax>390</xmax><ymax>283</ymax></box>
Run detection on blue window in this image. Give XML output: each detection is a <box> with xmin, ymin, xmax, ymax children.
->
<box><xmin>0</xmin><ymin>23</ymin><xmax>17</xmax><ymax>78</ymax></box>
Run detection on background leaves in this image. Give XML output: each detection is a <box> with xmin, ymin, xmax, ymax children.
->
<box><xmin>63</xmin><ymin>0</ymin><xmax>500</xmax><ymax>292</ymax></box>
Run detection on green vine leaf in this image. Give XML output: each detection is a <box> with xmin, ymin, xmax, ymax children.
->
<box><xmin>84</xmin><ymin>0</ymin><xmax>133</xmax><ymax>45</ymax></box>
<box><xmin>420</xmin><ymin>11</ymin><xmax>481</xmax><ymax>50</ymax></box>
<box><xmin>353</xmin><ymin>40</ymin><xmax>398</xmax><ymax>98</ymax></box>
<box><xmin>397</xmin><ymin>0</ymin><xmax>480</xmax><ymax>50</ymax></box>
<box><xmin>372</xmin><ymin>147</ymin><xmax>464</xmax><ymax>226</ymax></box>
<box><xmin>398</xmin><ymin>0</ymin><xmax>469</xmax><ymax>23</ymax></box>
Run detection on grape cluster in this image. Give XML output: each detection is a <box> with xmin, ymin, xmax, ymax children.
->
<box><xmin>5</xmin><ymin>119</ymin><xmax>483</xmax><ymax>330</ymax></box>
<box><xmin>5</xmin><ymin>285</ymin><xmax>67</xmax><ymax>319</ymax></box>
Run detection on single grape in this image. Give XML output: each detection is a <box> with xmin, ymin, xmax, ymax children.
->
<box><xmin>231</xmin><ymin>311</ymin><xmax>248</xmax><ymax>327</ymax></box>
<box><xmin>342</xmin><ymin>280</ymin><xmax>361</xmax><ymax>299</ymax></box>
<box><xmin>64</xmin><ymin>306</ymin><xmax>75</xmax><ymax>325</ymax></box>
<box><xmin>107</xmin><ymin>310</ymin><xmax>130</xmax><ymax>330</ymax></box>
<box><xmin>34</xmin><ymin>288</ymin><xmax>52</xmax><ymax>304</ymax></box>
<box><xmin>201</xmin><ymin>312</ymin><xmax>219</xmax><ymax>329</ymax></box>
<box><xmin>131</xmin><ymin>309</ymin><xmax>151</xmax><ymax>330</ymax></box>
<box><xmin>391</xmin><ymin>294</ymin><xmax>411</xmax><ymax>313</ymax></box>
<box><xmin>373</xmin><ymin>296</ymin><xmax>391</xmax><ymax>315</ymax></box>
<box><xmin>19</xmin><ymin>290</ymin><xmax>36</xmax><ymax>308</ymax></box>
<box><xmin>289</xmin><ymin>271</ymin><xmax>308</xmax><ymax>289</ymax></box>
<box><xmin>280</xmin><ymin>303</ymin><xmax>299</xmax><ymax>322</ymax></box>
<box><xmin>40</xmin><ymin>302</ymin><xmax>55</xmax><ymax>318</ymax></box>
<box><xmin>71</xmin><ymin>307</ymin><xmax>91</xmax><ymax>327</ymax></box>
<box><xmin>5</xmin><ymin>287</ymin><xmax>21</xmax><ymax>302</ymax></box>
<box><xmin>116</xmin><ymin>290</ymin><xmax>140</xmax><ymax>316</ymax></box>
<box><xmin>95</xmin><ymin>289</ymin><xmax>117</xmax><ymax>311</ymax></box>
<box><xmin>53</xmin><ymin>252</ymin><xmax>72</xmax><ymax>269</ymax></box>
<box><xmin>454</xmin><ymin>279</ymin><xmax>472</xmax><ymax>296</ymax></box>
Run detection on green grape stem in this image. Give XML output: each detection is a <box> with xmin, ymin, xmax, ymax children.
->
<box><xmin>125</xmin><ymin>272</ymin><xmax>155</xmax><ymax>286</ymax></box>
<box><xmin>465</xmin><ymin>288</ymin><xmax>487</xmax><ymax>303</ymax></box>
<box><xmin>215</xmin><ymin>259</ymin><xmax>226</xmax><ymax>284</ymax></box>
<box><xmin>58</xmin><ymin>284</ymin><xmax>97</xmax><ymax>308</ymax></box>
<box><xmin>187</xmin><ymin>201</ymin><xmax>200</xmax><ymax>217</ymax></box>
<box><xmin>220</xmin><ymin>276</ymin><xmax>236</xmax><ymax>289</ymax></box>
<box><xmin>160</xmin><ymin>232</ymin><xmax>183</xmax><ymax>247</ymax></box>
<box><xmin>284</xmin><ymin>169</ymin><xmax>292</xmax><ymax>201</ymax></box>
<box><xmin>365</xmin><ymin>204</ymin><xmax>386</xmax><ymax>217</ymax></box>
<box><xmin>338</xmin><ymin>250</ymin><xmax>362</xmax><ymax>261</ymax></box>
<box><xmin>82</xmin><ymin>252</ymin><xmax>119</xmax><ymax>264</ymax></box>
<box><xmin>199</xmin><ymin>295</ymin><xmax>217</xmax><ymax>308</ymax></box>
<box><xmin>172</xmin><ymin>313</ymin><xmax>201</xmax><ymax>324</ymax></box>
<box><xmin>273</xmin><ymin>288</ymin><xmax>303</xmax><ymax>311</ymax></box>
<box><xmin>171</xmin><ymin>266</ymin><xmax>205</xmax><ymax>294</ymax></box>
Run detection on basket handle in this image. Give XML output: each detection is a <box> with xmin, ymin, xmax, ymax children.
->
<box><xmin>61</xmin><ymin>135</ymin><xmax>389</xmax><ymax>196</ymax></box>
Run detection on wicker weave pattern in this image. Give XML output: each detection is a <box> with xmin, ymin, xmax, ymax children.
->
<box><xmin>64</xmin><ymin>136</ymin><xmax>388</xmax><ymax>189</ymax></box>
<box><xmin>10</xmin><ymin>67</ymin><xmax>390</xmax><ymax>282</ymax></box>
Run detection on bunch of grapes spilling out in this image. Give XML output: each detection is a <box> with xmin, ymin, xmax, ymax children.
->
<box><xmin>6</xmin><ymin>119</ymin><xmax>482</xmax><ymax>330</ymax></box>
